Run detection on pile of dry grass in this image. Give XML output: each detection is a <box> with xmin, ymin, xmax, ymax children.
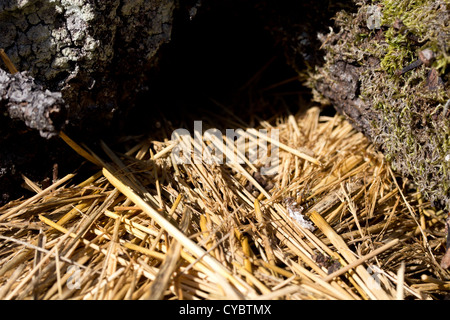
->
<box><xmin>0</xmin><ymin>105</ymin><xmax>448</xmax><ymax>300</ymax></box>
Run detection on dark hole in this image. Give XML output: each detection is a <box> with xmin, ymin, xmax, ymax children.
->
<box><xmin>124</xmin><ymin>0</ymin><xmax>314</xmax><ymax>135</ymax></box>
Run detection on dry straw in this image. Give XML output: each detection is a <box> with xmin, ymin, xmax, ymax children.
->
<box><xmin>0</xmin><ymin>103</ymin><xmax>448</xmax><ymax>300</ymax></box>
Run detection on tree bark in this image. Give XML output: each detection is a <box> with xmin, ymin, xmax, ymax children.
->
<box><xmin>0</xmin><ymin>0</ymin><xmax>175</xmax><ymax>136</ymax></box>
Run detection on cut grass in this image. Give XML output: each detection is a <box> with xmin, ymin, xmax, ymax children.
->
<box><xmin>0</xmin><ymin>105</ymin><xmax>448</xmax><ymax>300</ymax></box>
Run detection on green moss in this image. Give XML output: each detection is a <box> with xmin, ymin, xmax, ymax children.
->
<box><xmin>381</xmin><ymin>0</ymin><xmax>449</xmax><ymax>73</ymax></box>
<box><xmin>310</xmin><ymin>0</ymin><xmax>450</xmax><ymax>209</ymax></box>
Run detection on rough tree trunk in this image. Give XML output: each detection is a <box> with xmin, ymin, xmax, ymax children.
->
<box><xmin>307</xmin><ymin>0</ymin><xmax>449</xmax><ymax>210</ymax></box>
<box><xmin>0</xmin><ymin>0</ymin><xmax>175</xmax><ymax>136</ymax></box>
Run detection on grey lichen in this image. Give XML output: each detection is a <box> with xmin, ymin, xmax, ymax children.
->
<box><xmin>6</xmin><ymin>0</ymin><xmax>114</xmax><ymax>79</ymax></box>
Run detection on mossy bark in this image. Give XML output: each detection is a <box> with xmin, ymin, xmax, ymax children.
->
<box><xmin>0</xmin><ymin>0</ymin><xmax>175</xmax><ymax>136</ymax></box>
<box><xmin>308</xmin><ymin>0</ymin><xmax>449</xmax><ymax>210</ymax></box>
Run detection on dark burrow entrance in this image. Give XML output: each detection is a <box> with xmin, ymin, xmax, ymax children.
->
<box><xmin>122</xmin><ymin>0</ymin><xmax>325</xmax><ymax>136</ymax></box>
